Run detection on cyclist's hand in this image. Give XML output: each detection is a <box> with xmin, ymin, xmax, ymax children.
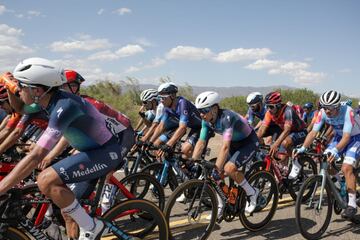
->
<box><xmin>157</xmin><ymin>144</ymin><xmax>172</xmax><ymax>159</ymax></box>
<box><xmin>269</xmin><ymin>143</ymin><xmax>279</xmax><ymax>157</ymax></box>
<box><xmin>38</xmin><ymin>158</ymin><xmax>52</xmax><ymax>170</ymax></box>
<box><xmin>324</xmin><ymin>148</ymin><xmax>339</xmax><ymax>163</ymax></box>
<box><xmin>293</xmin><ymin>146</ymin><xmax>307</xmax><ymax>158</ymax></box>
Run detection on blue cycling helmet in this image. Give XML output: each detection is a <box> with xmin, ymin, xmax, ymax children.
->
<box><xmin>303</xmin><ymin>102</ymin><xmax>313</xmax><ymax>109</ymax></box>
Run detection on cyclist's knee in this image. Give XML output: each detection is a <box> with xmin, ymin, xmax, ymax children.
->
<box><xmin>341</xmin><ymin>163</ymin><xmax>353</xmax><ymax>176</ymax></box>
<box><xmin>37</xmin><ymin>168</ymin><xmax>63</xmax><ymax>193</ymax></box>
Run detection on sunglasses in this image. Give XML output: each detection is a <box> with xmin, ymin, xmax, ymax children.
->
<box><xmin>322</xmin><ymin>105</ymin><xmax>338</xmax><ymax>111</ymax></box>
<box><xmin>17</xmin><ymin>82</ymin><xmax>36</xmax><ymax>90</ymax></box>
<box><xmin>249</xmin><ymin>103</ymin><xmax>260</xmax><ymax>108</ymax></box>
<box><xmin>266</xmin><ymin>104</ymin><xmax>277</xmax><ymax>110</ymax></box>
<box><xmin>198</xmin><ymin>107</ymin><xmax>212</xmax><ymax>114</ymax></box>
<box><xmin>142</xmin><ymin>101</ymin><xmax>149</xmax><ymax>105</ymax></box>
<box><xmin>158</xmin><ymin>95</ymin><xmax>170</xmax><ymax>100</ymax></box>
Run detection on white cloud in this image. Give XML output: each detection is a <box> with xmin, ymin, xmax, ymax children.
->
<box><xmin>246</xmin><ymin>59</ymin><xmax>280</xmax><ymax>70</ymax></box>
<box><xmin>0</xmin><ymin>5</ymin><xmax>6</xmax><ymax>15</ymax></box>
<box><xmin>125</xmin><ymin>57</ymin><xmax>166</xmax><ymax>73</ymax></box>
<box><xmin>97</xmin><ymin>8</ymin><xmax>105</xmax><ymax>15</ymax></box>
<box><xmin>293</xmin><ymin>70</ymin><xmax>326</xmax><ymax>84</ymax></box>
<box><xmin>0</xmin><ymin>24</ymin><xmax>34</xmax><ymax>71</ymax></box>
<box><xmin>338</xmin><ymin>68</ymin><xmax>351</xmax><ymax>73</ymax></box>
<box><xmin>113</xmin><ymin>8</ymin><xmax>132</xmax><ymax>15</ymax></box>
<box><xmin>116</xmin><ymin>44</ymin><xmax>144</xmax><ymax>57</ymax></box>
<box><xmin>27</xmin><ymin>10</ymin><xmax>41</xmax><ymax>17</ymax></box>
<box><xmin>135</xmin><ymin>38</ymin><xmax>153</xmax><ymax>47</ymax></box>
<box><xmin>214</xmin><ymin>48</ymin><xmax>272</xmax><ymax>63</ymax></box>
<box><xmin>50</xmin><ymin>35</ymin><xmax>111</xmax><ymax>52</ymax></box>
<box><xmin>166</xmin><ymin>46</ymin><xmax>214</xmax><ymax>60</ymax></box>
<box><xmin>88</xmin><ymin>50</ymin><xmax>119</xmax><ymax>61</ymax></box>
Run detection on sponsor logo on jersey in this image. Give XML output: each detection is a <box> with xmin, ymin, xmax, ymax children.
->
<box><xmin>59</xmin><ymin>167</ymin><xmax>70</xmax><ymax>181</ymax></box>
<box><xmin>56</xmin><ymin>107</ymin><xmax>63</xmax><ymax>118</ymax></box>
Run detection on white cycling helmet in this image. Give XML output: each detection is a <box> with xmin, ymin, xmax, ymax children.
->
<box><xmin>140</xmin><ymin>89</ymin><xmax>158</xmax><ymax>102</ymax></box>
<box><xmin>158</xmin><ymin>82</ymin><xmax>178</xmax><ymax>94</ymax></box>
<box><xmin>13</xmin><ymin>57</ymin><xmax>66</xmax><ymax>87</ymax></box>
<box><xmin>246</xmin><ymin>92</ymin><xmax>263</xmax><ymax>105</ymax></box>
<box><xmin>195</xmin><ymin>91</ymin><xmax>220</xmax><ymax>109</ymax></box>
<box><xmin>320</xmin><ymin>90</ymin><xmax>341</xmax><ymax>106</ymax></box>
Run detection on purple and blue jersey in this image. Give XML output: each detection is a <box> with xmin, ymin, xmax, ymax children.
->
<box><xmin>37</xmin><ymin>91</ymin><xmax>113</xmax><ymax>151</ymax></box>
<box><xmin>246</xmin><ymin>106</ymin><xmax>266</xmax><ymax>125</ymax></box>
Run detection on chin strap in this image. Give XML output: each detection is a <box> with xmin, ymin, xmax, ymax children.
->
<box><xmin>28</xmin><ymin>86</ymin><xmax>53</xmax><ymax>104</ymax></box>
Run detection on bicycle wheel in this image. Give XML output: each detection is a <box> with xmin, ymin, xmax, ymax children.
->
<box><xmin>239</xmin><ymin>170</ymin><xmax>279</xmax><ymax>231</ymax></box>
<box><xmin>288</xmin><ymin>156</ymin><xmax>317</xmax><ymax>201</ymax></box>
<box><xmin>102</xmin><ymin>199</ymin><xmax>168</xmax><ymax>239</ymax></box>
<box><xmin>142</xmin><ymin>162</ymin><xmax>179</xmax><ymax>191</ymax></box>
<box><xmin>116</xmin><ymin>172</ymin><xmax>165</xmax><ymax>211</ymax></box>
<box><xmin>1</xmin><ymin>227</ymin><xmax>31</xmax><ymax>240</ymax></box>
<box><xmin>164</xmin><ymin>179</ymin><xmax>217</xmax><ymax>240</ymax></box>
<box><xmin>295</xmin><ymin>175</ymin><xmax>333</xmax><ymax>240</ymax></box>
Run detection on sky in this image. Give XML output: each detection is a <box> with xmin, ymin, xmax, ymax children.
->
<box><xmin>0</xmin><ymin>0</ymin><xmax>359</xmax><ymax>97</ymax></box>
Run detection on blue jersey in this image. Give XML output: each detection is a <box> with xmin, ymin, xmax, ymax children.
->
<box><xmin>200</xmin><ymin>109</ymin><xmax>252</xmax><ymax>142</ymax></box>
<box><xmin>37</xmin><ymin>91</ymin><xmax>113</xmax><ymax>151</ymax></box>
<box><xmin>246</xmin><ymin>106</ymin><xmax>266</xmax><ymax>125</ymax></box>
<box><xmin>161</xmin><ymin>96</ymin><xmax>201</xmax><ymax>129</ymax></box>
<box><xmin>145</xmin><ymin>110</ymin><xmax>156</xmax><ymax>122</ymax></box>
<box><xmin>313</xmin><ymin>105</ymin><xmax>360</xmax><ymax>136</ymax></box>
<box><xmin>302</xmin><ymin>110</ymin><xmax>315</xmax><ymax>124</ymax></box>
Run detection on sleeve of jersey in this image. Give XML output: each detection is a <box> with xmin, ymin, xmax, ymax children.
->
<box><xmin>15</xmin><ymin>114</ymin><xmax>30</xmax><ymax>131</ymax></box>
<box><xmin>153</xmin><ymin>104</ymin><xmax>164</xmax><ymax>123</ymax></box>
<box><xmin>223</xmin><ymin>115</ymin><xmax>234</xmax><ymax>142</ymax></box>
<box><xmin>178</xmin><ymin>99</ymin><xmax>189</xmax><ymax>125</ymax></box>
<box><xmin>343</xmin><ymin>108</ymin><xmax>355</xmax><ymax>134</ymax></box>
<box><xmin>37</xmin><ymin>102</ymin><xmax>84</xmax><ymax>150</ymax></box>
<box><xmin>199</xmin><ymin>120</ymin><xmax>210</xmax><ymax>141</ymax></box>
<box><xmin>262</xmin><ymin>111</ymin><xmax>272</xmax><ymax>127</ymax></box>
<box><xmin>284</xmin><ymin>108</ymin><xmax>294</xmax><ymax>127</ymax></box>
<box><xmin>312</xmin><ymin>110</ymin><xmax>326</xmax><ymax>132</ymax></box>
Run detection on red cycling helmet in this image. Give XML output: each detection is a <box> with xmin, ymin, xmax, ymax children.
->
<box><xmin>265</xmin><ymin>91</ymin><xmax>282</xmax><ymax>105</ymax></box>
<box><xmin>0</xmin><ymin>83</ymin><xmax>8</xmax><ymax>101</ymax></box>
<box><xmin>64</xmin><ymin>70</ymin><xmax>85</xmax><ymax>84</ymax></box>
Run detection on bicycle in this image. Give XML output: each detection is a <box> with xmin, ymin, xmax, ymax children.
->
<box><xmin>295</xmin><ymin>152</ymin><xmax>360</xmax><ymax>240</ymax></box>
<box><xmin>164</xmin><ymin>158</ymin><xmax>279</xmax><ymax>240</ymax></box>
<box><xmin>247</xmin><ymin>145</ymin><xmax>317</xmax><ymax>201</ymax></box>
<box><xmin>0</xmin><ymin>173</ymin><xmax>169</xmax><ymax>239</ymax></box>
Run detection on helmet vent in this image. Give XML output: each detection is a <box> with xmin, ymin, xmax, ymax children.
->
<box><xmin>18</xmin><ymin>64</ymin><xmax>32</xmax><ymax>72</ymax></box>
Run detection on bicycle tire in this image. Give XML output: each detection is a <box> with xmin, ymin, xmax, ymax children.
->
<box><xmin>102</xmin><ymin>199</ymin><xmax>168</xmax><ymax>239</ymax></box>
<box><xmin>142</xmin><ymin>162</ymin><xmax>179</xmax><ymax>191</ymax></box>
<box><xmin>295</xmin><ymin>175</ymin><xmax>333</xmax><ymax>240</ymax></box>
<box><xmin>288</xmin><ymin>156</ymin><xmax>317</xmax><ymax>201</ymax></box>
<box><xmin>1</xmin><ymin>226</ymin><xmax>31</xmax><ymax>240</ymax></box>
<box><xmin>239</xmin><ymin>170</ymin><xmax>279</xmax><ymax>231</ymax></box>
<box><xmin>164</xmin><ymin>179</ymin><xmax>217</xmax><ymax>240</ymax></box>
<box><xmin>117</xmin><ymin>172</ymin><xmax>165</xmax><ymax>211</ymax></box>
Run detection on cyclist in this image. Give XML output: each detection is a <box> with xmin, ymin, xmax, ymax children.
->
<box><xmin>257</xmin><ymin>91</ymin><xmax>307</xmax><ymax>179</ymax></box>
<box><xmin>294</xmin><ymin>90</ymin><xmax>360</xmax><ymax>219</ymax></box>
<box><xmin>356</xmin><ymin>101</ymin><xmax>360</xmax><ymax>116</ymax></box>
<box><xmin>302</xmin><ymin>102</ymin><xmax>315</xmax><ymax>126</ymax></box>
<box><xmin>149</xmin><ymin>82</ymin><xmax>202</xmax><ymax>159</ymax></box>
<box><xmin>0</xmin><ymin>58</ymin><xmax>133</xmax><ymax>240</ymax></box>
<box><xmin>245</xmin><ymin>92</ymin><xmax>266</xmax><ymax>130</ymax></box>
<box><xmin>134</xmin><ymin>89</ymin><xmax>158</xmax><ymax>134</ymax></box>
<box><xmin>193</xmin><ymin>91</ymin><xmax>260</xmax><ymax>216</ymax></box>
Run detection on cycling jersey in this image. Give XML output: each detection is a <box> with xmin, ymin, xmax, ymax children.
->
<box><xmin>161</xmin><ymin>96</ymin><xmax>201</xmax><ymax>129</ymax></box>
<box><xmin>0</xmin><ymin>108</ymin><xmax>7</xmax><ymax>122</ymax></box>
<box><xmin>313</xmin><ymin>105</ymin><xmax>360</xmax><ymax>136</ymax></box>
<box><xmin>263</xmin><ymin>105</ymin><xmax>306</xmax><ymax>132</ymax></box>
<box><xmin>293</xmin><ymin>105</ymin><xmax>304</xmax><ymax>119</ymax></box>
<box><xmin>37</xmin><ymin>91</ymin><xmax>114</xmax><ymax>151</ymax></box>
<box><xmin>302</xmin><ymin>110</ymin><xmax>315</xmax><ymax>125</ymax></box>
<box><xmin>153</xmin><ymin>103</ymin><xmax>165</xmax><ymax>123</ymax></box>
<box><xmin>145</xmin><ymin>110</ymin><xmax>156</xmax><ymax>122</ymax></box>
<box><xmin>246</xmin><ymin>106</ymin><xmax>266</xmax><ymax>125</ymax></box>
<box><xmin>199</xmin><ymin>109</ymin><xmax>252</xmax><ymax>142</ymax></box>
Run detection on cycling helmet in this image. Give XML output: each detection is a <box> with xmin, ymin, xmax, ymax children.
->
<box><xmin>0</xmin><ymin>83</ymin><xmax>8</xmax><ymax>101</ymax></box>
<box><xmin>286</xmin><ymin>101</ymin><xmax>293</xmax><ymax>107</ymax></box>
<box><xmin>140</xmin><ymin>89</ymin><xmax>158</xmax><ymax>102</ymax></box>
<box><xmin>303</xmin><ymin>102</ymin><xmax>314</xmax><ymax>109</ymax></box>
<box><xmin>13</xmin><ymin>57</ymin><xmax>66</xmax><ymax>87</ymax></box>
<box><xmin>64</xmin><ymin>70</ymin><xmax>85</xmax><ymax>84</ymax></box>
<box><xmin>195</xmin><ymin>91</ymin><xmax>220</xmax><ymax>109</ymax></box>
<box><xmin>265</xmin><ymin>91</ymin><xmax>282</xmax><ymax>105</ymax></box>
<box><xmin>319</xmin><ymin>90</ymin><xmax>341</xmax><ymax>107</ymax></box>
<box><xmin>158</xmin><ymin>82</ymin><xmax>178</xmax><ymax>94</ymax></box>
<box><xmin>246</xmin><ymin>92</ymin><xmax>263</xmax><ymax>105</ymax></box>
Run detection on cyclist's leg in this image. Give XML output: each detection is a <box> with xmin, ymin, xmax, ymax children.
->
<box><xmin>181</xmin><ymin>128</ymin><xmax>200</xmax><ymax>158</ymax></box>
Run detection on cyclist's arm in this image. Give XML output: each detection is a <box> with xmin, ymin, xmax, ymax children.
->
<box><xmin>42</xmin><ymin>136</ymin><xmax>69</xmax><ymax>164</ymax></box>
<box><xmin>272</xmin><ymin>124</ymin><xmax>291</xmax><ymax>148</ymax></box>
<box><xmin>0</xmin><ymin>127</ymin><xmax>24</xmax><ymax>155</ymax></box>
<box><xmin>7</xmin><ymin>91</ymin><xmax>25</xmax><ymax>114</ymax></box>
<box><xmin>301</xmin><ymin>130</ymin><xmax>318</xmax><ymax>149</ymax></box>
<box><xmin>0</xmin><ymin>126</ymin><xmax>14</xmax><ymax>143</ymax></box>
<box><xmin>216</xmin><ymin>139</ymin><xmax>231</xmax><ymax>171</ymax></box>
<box><xmin>166</xmin><ymin>123</ymin><xmax>187</xmax><ymax>147</ymax></box>
<box><xmin>192</xmin><ymin>139</ymin><xmax>206</xmax><ymax>160</ymax></box>
<box><xmin>254</xmin><ymin>120</ymin><xmax>262</xmax><ymax>131</ymax></box>
<box><xmin>0</xmin><ymin>115</ymin><xmax>10</xmax><ymax>131</ymax></box>
<box><xmin>134</xmin><ymin>118</ymin><xmax>144</xmax><ymax>132</ymax></box>
<box><xmin>257</xmin><ymin>124</ymin><xmax>268</xmax><ymax>139</ymax></box>
<box><xmin>149</xmin><ymin>121</ymin><xmax>166</xmax><ymax>143</ymax></box>
<box><xmin>0</xmin><ymin>144</ymin><xmax>48</xmax><ymax>193</ymax></box>
<box><xmin>141</xmin><ymin>122</ymin><xmax>159</xmax><ymax>142</ymax></box>
<box><xmin>336</xmin><ymin>132</ymin><xmax>351</xmax><ymax>152</ymax></box>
